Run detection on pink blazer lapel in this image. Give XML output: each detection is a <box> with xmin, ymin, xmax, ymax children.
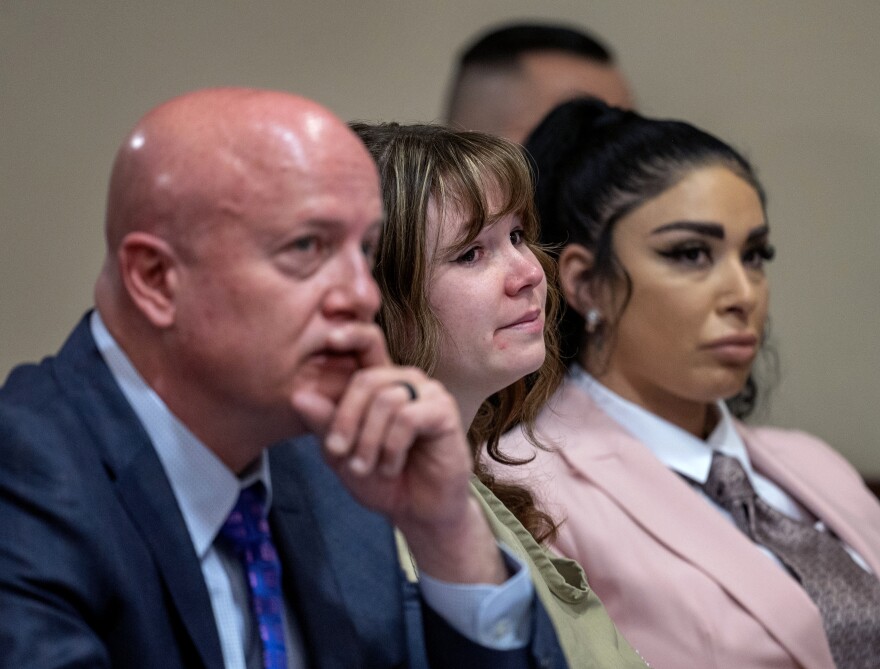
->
<box><xmin>546</xmin><ymin>383</ymin><xmax>836</xmax><ymax>669</ymax></box>
<box><xmin>744</xmin><ymin>426</ymin><xmax>880</xmax><ymax>576</ymax></box>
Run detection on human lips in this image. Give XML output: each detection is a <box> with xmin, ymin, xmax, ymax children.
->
<box><xmin>307</xmin><ymin>350</ymin><xmax>360</xmax><ymax>374</ymax></box>
<box><xmin>299</xmin><ymin>350</ymin><xmax>361</xmax><ymax>404</ymax></box>
<box><xmin>499</xmin><ymin>308</ymin><xmax>544</xmax><ymax>333</ymax></box>
<box><xmin>702</xmin><ymin>333</ymin><xmax>759</xmax><ymax>365</ymax></box>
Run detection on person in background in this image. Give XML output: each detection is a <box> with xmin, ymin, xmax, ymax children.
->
<box><xmin>494</xmin><ymin>97</ymin><xmax>880</xmax><ymax>669</ymax></box>
<box><xmin>352</xmin><ymin>120</ymin><xmax>647</xmax><ymax>668</ymax></box>
<box><xmin>444</xmin><ymin>22</ymin><xmax>634</xmax><ymax>143</ymax></box>
<box><xmin>0</xmin><ymin>87</ymin><xmax>570</xmax><ymax>669</ymax></box>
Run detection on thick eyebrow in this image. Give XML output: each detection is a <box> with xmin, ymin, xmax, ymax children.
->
<box><xmin>746</xmin><ymin>224</ymin><xmax>770</xmax><ymax>242</ymax></box>
<box><xmin>650</xmin><ymin>221</ymin><xmax>770</xmax><ymax>241</ymax></box>
<box><xmin>651</xmin><ymin>221</ymin><xmax>725</xmax><ymax>239</ymax></box>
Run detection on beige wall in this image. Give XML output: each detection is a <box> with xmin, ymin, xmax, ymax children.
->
<box><xmin>2</xmin><ymin>1</ymin><xmax>878</xmax><ymax>475</ymax></box>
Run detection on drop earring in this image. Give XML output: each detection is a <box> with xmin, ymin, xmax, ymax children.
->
<box><xmin>585</xmin><ymin>308</ymin><xmax>602</xmax><ymax>334</ymax></box>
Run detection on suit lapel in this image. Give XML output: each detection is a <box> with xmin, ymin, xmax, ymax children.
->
<box><xmin>55</xmin><ymin>317</ymin><xmax>224</xmax><ymax>669</ymax></box>
<box><xmin>112</xmin><ymin>451</ymin><xmax>225</xmax><ymax>668</ymax></box>
<box><xmin>548</xmin><ymin>382</ymin><xmax>836</xmax><ymax>669</ymax></box>
<box><xmin>269</xmin><ymin>438</ymin><xmax>408</xmax><ymax>669</ymax></box>
<box><xmin>745</xmin><ymin>427</ymin><xmax>880</xmax><ymax>575</ymax></box>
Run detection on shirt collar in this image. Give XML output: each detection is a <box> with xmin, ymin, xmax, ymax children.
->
<box><xmin>569</xmin><ymin>365</ymin><xmax>756</xmax><ymax>485</ymax></box>
<box><xmin>90</xmin><ymin>310</ymin><xmax>273</xmax><ymax>558</ymax></box>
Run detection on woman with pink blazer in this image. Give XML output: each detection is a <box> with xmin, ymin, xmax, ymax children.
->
<box><xmin>493</xmin><ymin>97</ymin><xmax>880</xmax><ymax>669</ymax></box>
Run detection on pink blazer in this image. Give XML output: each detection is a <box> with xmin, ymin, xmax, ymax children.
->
<box><xmin>493</xmin><ymin>378</ymin><xmax>880</xmax><ymax>669</ymax></box>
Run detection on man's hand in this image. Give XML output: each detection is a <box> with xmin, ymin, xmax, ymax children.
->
<box><xmin>292</xmin><ymin>323</ymin><xmax>506</xmax><ymax>585</ymax></box>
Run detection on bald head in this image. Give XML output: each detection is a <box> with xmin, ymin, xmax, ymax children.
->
<box><xmin>99</xmin><ymin>87</ymin><xmax>378</xmax><ymax>311</ymax></box>
<box><xmin>98</xmin><ymin>85</ymin><xmax>380</xmax><ymax>312</ymax></box>
<box><xmin>95</xmin><ymin>88</ymin><xmax>384</xmax><ymax>463</ymax></box>
<box><xmin>104</xmin><ymin>88</ymin><xmax>363</xmax><ymax>253</ymax></box>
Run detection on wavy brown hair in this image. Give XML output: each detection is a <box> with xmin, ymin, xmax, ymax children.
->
<box><xmin>351</xmin><ymin>121</ymin><xmax>563</xmax><ymax>543</ymax></box>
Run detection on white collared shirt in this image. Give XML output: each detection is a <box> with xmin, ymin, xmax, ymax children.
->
<box><xmin>571</xmin><ymin>365</ymin><xmax>870</xmax><ymax>573</ymax></box>
<box><xmin>90</xmin><ymin>311</ymin><xmax>532</xmax><ymax>667</ymax></box>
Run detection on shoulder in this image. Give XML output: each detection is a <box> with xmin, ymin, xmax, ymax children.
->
<box><xmin>741</xmin><ymin>422</ymin><xmax>831</xmax><ymax>448</ymax></box>
<box><xmin>738</xmin><ymin>422</ymin><xmax>876</xmax><ymax>510</ymax></box>
<box><xmin>498</xmin><ymin>377</ymin><xmax>614</xmax><ymax>457</ymax></box>
<box><xmin>1</xmin><ymin>356</ymin><xmax>62</xmax><ymax>417</ymax></box>
<box><xmin>1</xmin><ymin>359</ymin><xmax>89</xmax><ymax>486</ymax></box>
<box><xmin>0</xmin><ymin>360</ymin><xmax>127</xmax><ymax>644</ymax></box>
<box><xmin>1</xmin><ymin>316</ymin><xmax>101</xmax><ymax>452</ymax></box>
<box><xmin>739</xmin><ymin>423</ymin><xmax>861</xmax><ymax>475</ymax></box>
<box><xmin>0</xmin><ymin>322</ymin><xmax>127</xmax><ymax>527</ymax></box>
<box><xmin>2</xmin><ymin>338</ymin><xmax>106</xmax><ymax>443</ymax></box>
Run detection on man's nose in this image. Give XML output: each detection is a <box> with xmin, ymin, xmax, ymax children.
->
<box><xmin>324</xmin><ymin>247</ymin><xmax>381</xmax><ymax>320</ymax></box>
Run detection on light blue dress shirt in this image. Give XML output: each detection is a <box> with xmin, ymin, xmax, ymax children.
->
<box><xmin>90</xmin><ymin>311</ymin><xmax>533</xmax><ymax>668</ymax></box>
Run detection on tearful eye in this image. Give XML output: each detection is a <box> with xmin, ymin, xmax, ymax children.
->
<box><xmin>455</xmin><ymin>246</ymin><xmax>481</xmax><ymax>264</ymax></box>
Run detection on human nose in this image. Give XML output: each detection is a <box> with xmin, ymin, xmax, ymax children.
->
<box><xmin>504</xmin><ymin>248</ymin><xmax>545</xmax><ymax>296</ymax></box>
<box><xmin>324</xmin><ymin>246</ymin><xmax>381</xmax><ymax>320</ymax></box>
<box><xmin>717</xmin><ymin>256</ymin><xmax>759</xmax><ymax>319</ymax></box>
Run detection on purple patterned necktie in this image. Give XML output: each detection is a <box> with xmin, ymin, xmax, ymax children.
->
<box><xmin>703</xmin><ymin>452</ymin><xmax>880</xmax><ymax>669</ymax></box>
<box><xmin>220</xmin><ymin>484</ymin><xmax>288</xmax><ymax>669</ymax></box>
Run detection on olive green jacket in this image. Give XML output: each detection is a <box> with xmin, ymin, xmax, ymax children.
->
<box><xmin>396</xmin><ymin>478</ymin><xmax>648</xmax><ymax>668</ymax></box>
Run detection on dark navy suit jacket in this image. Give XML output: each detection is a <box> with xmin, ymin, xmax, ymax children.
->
<box><xmin>0</xmin><ymin>316</ymin><xmax>566</xmax><ymax>668</ymax></box>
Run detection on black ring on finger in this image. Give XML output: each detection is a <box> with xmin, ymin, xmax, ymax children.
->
<box><xmin>395</xmin><ymin>381</ymin><xmax>418</xmax><ymax>402</ymax></box>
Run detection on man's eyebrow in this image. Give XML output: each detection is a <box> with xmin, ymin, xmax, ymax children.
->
<box><xmin>650</xmin><ymin>221</ymin><xmax>725</xmax><ymax>239</ymax></box>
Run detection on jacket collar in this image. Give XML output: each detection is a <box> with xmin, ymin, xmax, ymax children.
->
<box><xmin>745</xmin><ymin>426</ymin><xmax>880</xmax><ymax>576</ymax></box>
<box><xmin>268</xmin><ymin>437</ymin><xmax>411</xmax><ymax>668</ymax></box>
<box><xmin>544</xmin><ymin>379</ymin><xmax>836</xmax><ymax>669</ymax></box>
<box><xmin>53</xmin><ymin>315</ymin><xmax>226</xmax><ymax>669</ymax></box>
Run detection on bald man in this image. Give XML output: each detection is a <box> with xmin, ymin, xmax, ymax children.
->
<box><xmin>445</xmin><ymin>23</ymin><xmax>634</xmax><ymax>143</ymax></box>
<box><xmin>0</xmin><ymin>89</ymin><xmax>567</xmax><ymax>669</ymax></box>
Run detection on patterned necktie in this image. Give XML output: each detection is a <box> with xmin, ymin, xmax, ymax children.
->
<box><xmin>220</xmin><ymin>484</ymin><xmax>288</xmax><ymax>669</ymax></box>
<box><xmin>703</xmin><ymin>452</ymin><xmax>880</xmax><ymax>669</ymax></box>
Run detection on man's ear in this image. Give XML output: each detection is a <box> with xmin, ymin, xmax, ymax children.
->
<box><xmin>558</xmin><ymin>244</ymin><xmax>601</xmax><ymax>316</ymax></box>
<box><xmin>117</xmin><ymin>232</ymin><xmax>179</xmax><ymax>328</ymax></box>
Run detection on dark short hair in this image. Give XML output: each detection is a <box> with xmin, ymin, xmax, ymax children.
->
<box><xmin>458</xmin><ymin>22</ymin><xmax>615</xmax><ymax>68</ymax></box>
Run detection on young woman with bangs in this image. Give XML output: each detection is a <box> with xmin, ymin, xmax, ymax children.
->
<box><xmin>352</xmin><ymin>121</ymin><xmax>646</xmax><ymax>668</ymax></box>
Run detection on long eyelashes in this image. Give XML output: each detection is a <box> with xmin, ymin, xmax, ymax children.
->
<box><xmin>657</xmin><ymin>244</ymin><xmax>711</xmax><ymax>266</ymax></box>
<box><xmin>657</xmin><ymin>242</ymin><xmax>775</xmax><ymax>269</ymax></box>
<box><xmin>742</xmin><ymin>243</ymin><xmax>775</xmax><ymax>268</ymax></box>
<box><xmin>753</xmin><ymin>244</ymin><xmax>775</xmax><ymax>261</ymax></box>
